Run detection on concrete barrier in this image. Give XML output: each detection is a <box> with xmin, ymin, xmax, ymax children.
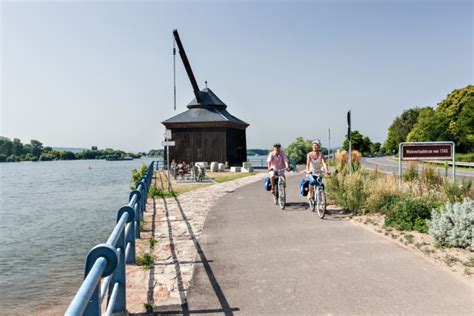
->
<box><xmin>210</xmin><ymin>162</ymin><xmax>219</xmax><ymax>172</ymax></box>
<box><xmin>230</xmin><ymin>167</ymin><xmax>241</xmax><ymax>172</ymax></box>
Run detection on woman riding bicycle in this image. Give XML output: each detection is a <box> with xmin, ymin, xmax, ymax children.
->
<box><xmin>306</xmin><ymin>139</ymin><xmax>329</xmax><ymax>199</ymax></box>
<box><xmin>267</xmin><ymin>142</ymin><xmax>290</xmax><ymax>193</ymax></box>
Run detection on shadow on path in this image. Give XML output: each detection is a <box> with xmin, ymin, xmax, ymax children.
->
<box><xmin>143</xmin><ymin>172</ymin><xmax>238</xmax><ymax>315</ymax></box>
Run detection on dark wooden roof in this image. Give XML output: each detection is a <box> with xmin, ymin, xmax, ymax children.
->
<box><xmin>162</xmin><ymin>87</ymin><xmax>249</xmax><ymax>128</ymax></box>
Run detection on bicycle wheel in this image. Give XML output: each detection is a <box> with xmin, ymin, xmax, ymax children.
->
<box><xmin>278</xmin><ymin>182</ymin><xmax>286</xmax><ymax>209</ymax></box>
<box><xmin>273</xmin><ymin>184</ymin><xmax>278</xmax><ymax>205</ymax></box>
<box><xmin>308</xmin><ymin>186</ymin><xmax>316</xmax><ymax>211</ymax></box>
<box><xmin>316</xmin><ymin>188</ymin><xmax>326</xmax><ymax>219</ymax></box>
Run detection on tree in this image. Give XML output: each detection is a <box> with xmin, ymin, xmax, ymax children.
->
<box><xmin>286</xmin><ymin>137</ymin><xmax>328</xmax><ymax>164</ymax></box>
<box><xmin>91</xmin><ymin>146</ymin><xmax>98</xmax><ymax>150</ymax></box>
<box><xmin>406</xmin><ymin>108</ymin><xmax>453</xmax><ymax>143</ymax></box>
<box><xmin>383</xmin><ymin>107</ymin><xmax>427</xmax><ymax>154</ymax></box>
<box><xmin>0</xmin><ymin>137</ymin><xmax>13</xmax><ymax>156</ymax></box>
<box><xmin>371</xmin><ymin>142</ymin><xmax>382</xmax><ymax>154</ymax></box>
<box><xmin>30</xmin><ymin>139</ymin><xmax>43</xmax><ymax>158</ymax></box>
<box><xmin>12</xmin><ymin>138</ymin><xmax>24</xmax><ymax>156</ymax></box>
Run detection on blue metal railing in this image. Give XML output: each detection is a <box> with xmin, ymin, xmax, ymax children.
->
<box><xmin>65</xmin><ymin>162</ymin><xmax>154</xmax><ymax>316</ymax></box>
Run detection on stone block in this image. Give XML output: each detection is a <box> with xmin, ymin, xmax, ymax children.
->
<box><xmin>242</xmin><ymin>161</ymin><xmax>252</xmax><ymax>169</ymax></box>
<box><xmin>230</xmin><ymin>167</ymin><xmax>241</xmax><ymax>172</ymax></box>
<box><xmin>210</xmin><ymin>162</ymin><xmax>219</xmax><ymax>172</ymax></box>
<box><xmin>242</xmin><ymin>167</ymin><xmax>254</xmax><ymax>173</ymax></box>
<box><xmin>218</xmin><ymin>163</ymin><xmax>225</xmax><ymax>172</ymax></box>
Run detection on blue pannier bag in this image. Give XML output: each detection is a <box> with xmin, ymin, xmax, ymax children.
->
<box><xmin>300</xmin><ymin>178</ymin><xmax>309</xmax><ymax>196</ymax></box>
<box><xmin>264</xmin><ymin>177</ymin><xmax>271</xmax><ymax>191</ymax></box>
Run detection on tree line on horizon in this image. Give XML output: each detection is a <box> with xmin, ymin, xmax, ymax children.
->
<box><xmin>0</xmin><ymin>137</ymin><xmax>141</xmax><ymax>162</ymax></box>
<box><xmin>286</xmin><ymin>85</ymin><xmax>473</xmax><ymax>163</ymax></box>
<box><xmin>383</xmin><ymin>85</ymin><xmax>473</xmax><ymax>154</ymax></box>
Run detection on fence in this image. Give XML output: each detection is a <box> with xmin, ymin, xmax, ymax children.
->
<box><xmin>65</xmin><ymin>162</ymin><xmax>154</xmax><ymax>316</ymax></box>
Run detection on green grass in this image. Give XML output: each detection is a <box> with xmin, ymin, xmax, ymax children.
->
<box><xmin>136</xmin><ymin>253</ymin><xmax>155</xmax><ymax>270</ymax></box>
<box><xmin>149</xmin><ymin>237</ymin><xmax>157</xmax><ymax>248</ymax></box>
<box><xmin>464</xmin><ymin>257</ymin><xmax>474</xmax><ymax>268</ymax></box>
<box><xmin>443</xmin><ymin>254</ymin><xmax>460</xmax><ymax>267</ymax></box>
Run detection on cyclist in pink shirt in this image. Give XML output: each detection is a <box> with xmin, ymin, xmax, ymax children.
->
<box><xmin>267</xmin><ymin>143</ymin><xmax>290</xmax><ymax>193</ymax></box>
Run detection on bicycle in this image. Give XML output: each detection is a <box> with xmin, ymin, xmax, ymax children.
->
<box><xmin>271</xmin><ymin>168</ymin><xmax>287</xmax><ymax>209</ymax></box>
<box><xmin>306</xmin><ymin>172</ymin><xmax>327</xmax><ymax>218</ymax></box>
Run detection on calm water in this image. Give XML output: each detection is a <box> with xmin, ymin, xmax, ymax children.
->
<box><xmin>0</xmin><ymin>158</ymin><xmax>156</xmax><ymax>314</ymax></box>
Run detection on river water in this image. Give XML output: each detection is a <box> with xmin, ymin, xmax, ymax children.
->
<box><xmin>0</xmin><ymin>158</ymin><xmax>156</xmax><ymax>314</ymax></box>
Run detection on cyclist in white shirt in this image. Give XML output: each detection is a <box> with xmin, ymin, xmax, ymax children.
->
<box><xmin>306</xmin><ymin>139</ymin><xmax>329</xmax><ymax>198</ymax></box>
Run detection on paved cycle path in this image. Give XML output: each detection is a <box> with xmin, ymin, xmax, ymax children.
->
<box><xmin>168</xmin><ymin>174</ymin><xmax>473</xmax><ymax>315</ymax></box>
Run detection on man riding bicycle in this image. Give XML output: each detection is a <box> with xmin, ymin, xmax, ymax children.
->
<box><xmin>306</xmin><ymin>139</ymin><xmax>329</xmax><ymax>199</ymax></box>
<box><xmin>267</xmin><ymin>143</ymin><xmax>290</xmax><ymax>193</ymax></box>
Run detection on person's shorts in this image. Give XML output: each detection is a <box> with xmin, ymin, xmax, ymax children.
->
<box><xmin>269</xmin><ymin>170</ymin><xmax>285</xmax><ymax>178</ymax></box>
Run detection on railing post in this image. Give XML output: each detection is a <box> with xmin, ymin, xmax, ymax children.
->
<box><xmin>119</xmin><ymin>204</ymin><xmax>136</xmax><ymax>264</ymax></box>
<box><xmin>83</xmin><ymin>244</ymin><xmax>118</xmax><ymax>316</ymax></box>
<box><xmin>108</xmin><ymin>212</ymin><xmax>128</xmax><ymax>313</ymax></box>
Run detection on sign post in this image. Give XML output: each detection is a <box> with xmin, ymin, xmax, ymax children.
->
<box><xmin>328</xmin><ymin>128</ymin><xmax>331</xmax><ymax>173</ymax></box>
<box><xmin>399</xmin><ymin>141</ymin><xmax>455</xmax><ymax>185</ymax></box>
<box><xmin>163</xmin><ymin>129</ymin><xmax>174</xmax><ymax>191</ymax></box>
<box><xmin>347</xmin><ymin>111</ymin><xmax>352</xmax><ymax>175</ymax></box>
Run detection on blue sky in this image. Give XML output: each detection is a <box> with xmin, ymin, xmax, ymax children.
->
<box><xmin>1</xmin><ymin>0</ymin><xmax>472</xmax><ymax>152</ymax></box>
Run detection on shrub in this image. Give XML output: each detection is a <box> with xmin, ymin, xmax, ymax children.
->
<box><xmin>326</xmin><ymin>170</ymin><xmax>366</xmax><ymax>214</ymax></box>
<box><xmin>365</xmin><ymin>175</ymin><xmax>401</xmax><ymax>214</ymax></box>
<box><xmin>334</xmin><ymin>149</ymin><xmax>362</xmax><ymax>174</ymax></box>
<box><xmin>403</xmin><ymin>162</ymin><xmax>419</xmax><ymax>182</ymax></box>
<box><xmin>384</xmin><ymin>196</ymin><xmax>439</xmax><ymax>233</ymax></box>
<box><xmin>428</xmin><ymin>198</ymin><xmax>473</xmax><ymax>251</ymax></box>
<box><xmin>420</xmin><ymin>165</ymin><xmax>442</xmax><ymax>188</ymax></box>
<box><xmin>442</xmin><ymin>179</ymin><xmax>473</xmax><ymax>204</ymax></box>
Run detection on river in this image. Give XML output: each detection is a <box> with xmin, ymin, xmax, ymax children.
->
<box><xmin>0</xmin><ymin>158</ymin><xmax>157</xmax><ymax>314</ymax></box>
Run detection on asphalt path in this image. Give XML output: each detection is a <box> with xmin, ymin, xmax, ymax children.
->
<box><xmin>157</xmin><ymin>174</ymin><xmax>473</xmax><ymax>315</ymax></box>
<box><xmin>361</xmin><ymin>156</ymin><xmax>474</xmax><ymax>180</ymax></box>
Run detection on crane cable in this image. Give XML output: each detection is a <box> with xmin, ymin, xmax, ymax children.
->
<box><xmin>173</xmin><ymin>38</ymin><xmax>177</xmax><ymax>111</ymax></box>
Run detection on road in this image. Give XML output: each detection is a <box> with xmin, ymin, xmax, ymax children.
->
<box><xmin>156</xmin><ymin>174</ymin><xmax>473</xmax><ymax>315</ymax></box>
<box><xmin>361</xmin><ymin>156</ymin><xmax>474</xmax><ymax>180</ymax></box>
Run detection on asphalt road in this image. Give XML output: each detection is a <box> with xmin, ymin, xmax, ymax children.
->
<box><xmin>361</xmin><ymin>156</ymin><xmax>474</xmax><ymax>180</ymax></box>
<box><xmin>158</xmin><ymin>174</ymin><xmax>473</xmax><ymax>315</ymax></box>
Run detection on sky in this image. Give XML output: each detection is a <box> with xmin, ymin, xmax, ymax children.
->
<box><xmin>1</xmin><ymin>0</ymin><xmax>472</xmax><ymax>152</ymax></box>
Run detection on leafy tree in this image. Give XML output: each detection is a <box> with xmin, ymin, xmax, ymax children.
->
<box><xmin>371</xmin><ymin>142</ymin><xmax>382</xmax><ymax>154</ymax></box>
<box><xmin>343</xmin><ymin>131</ymin><xmax>367</xmax><ymax>152</ymax></box>
<box><xmin>0</xmin><ymin>154</ymin><xmax>6</xmax><ymax>162</ymax></box>
<box><xmin>12</xmin><ymin>138</ymin><xmax>24</xmax><ymax>156</ymax></box>
<box><xmin>23</xmin><ymin>143</ymin><xmax>33</xmax><ymax>155</ymax></box>
<box><xmin>406</xmin><ymin>108</ymin><xmax>453</xmax><ymax>143</ymax></box>
<box><xmin>0</xmin><ymin>137</ymin><xmax>13</xmax><ymax>156</ymax></box>
<box><xmin>30</xmin><ymin>140</ymin><xmax>43</xmax><ymax>158</ymax></box>
<box><xmin>383</xmin><ymin>107</ymin><xmax>427</xmax><ymax>154</ymax></box>
<box><xmin>286</xmin><ymin>137</ymin><xmax>328</xmax><ymax>164</ymax></box>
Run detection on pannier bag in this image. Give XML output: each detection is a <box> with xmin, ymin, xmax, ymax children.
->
<box><xmin>264</xmin><ymin>177</ymin><xmax>272</xmax><ymax>191</ymax></box>
<box><xmin>300</xmin><ymin>179</ymin><xmax>309</xmax><ymax>196</ymax></box>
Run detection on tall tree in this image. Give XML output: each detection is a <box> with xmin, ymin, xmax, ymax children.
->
<box><xmin>383</xmin><ymin>107</ymin><xmax>427</xmax><ymax>154</ymax></box>
<box><xmin>30</xmin><ymin>140</ymin><xmax>43</xmax><ymax>158</ymax></box>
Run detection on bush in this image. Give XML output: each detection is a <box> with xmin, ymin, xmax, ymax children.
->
<box><xmin>443</xmin><ymin>179</ymin><xmax>473</xmax><ymax>204</ymax></box>
<box><xmin>326</xmin><ymin>170</ymin><xmax>366</xmax><ymax>214</ymax></box>
<box><xmin>428</xmin><ymin>198</ymin><xmax>473</xmax><ymax>250</ymax></box>
<box><xmin>384</xmin><ymin>196</ymin><xmax>439</xmax><ymax>233</ymax></box>
<box><xmin>0</xmin><ymin>154</ymin><xmax>6</xmax><ymax>162</ymax></box>
<box><xmin>365</xmin><ymin>175</ymin><xmax>401</xmax><ymax>214</ymax></box>
<box><xmin>403</xmin><ymin>162</ymin><xmax>419</xmax><ymax>182</ymax></box>
<box><xmin>420</xmin><ymin>165</ymin><xmax>442</xmax><ymax>188</ymax></box>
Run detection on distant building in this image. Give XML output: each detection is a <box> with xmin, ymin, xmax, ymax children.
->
<box><xmin>162</xmin><ymin>87</ymin><xmax>248</xmax><ymax>166</ymax></box>
<box><xmin>162</xmin><ymin>30</ymin><xmax>249</xmax><ymax>166</ymax></box>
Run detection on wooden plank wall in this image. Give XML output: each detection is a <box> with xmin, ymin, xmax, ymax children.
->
<box><xmin>169</xmin><ymin>127</ymin><xmax>227</xmax><ymax>163</ymax></box>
